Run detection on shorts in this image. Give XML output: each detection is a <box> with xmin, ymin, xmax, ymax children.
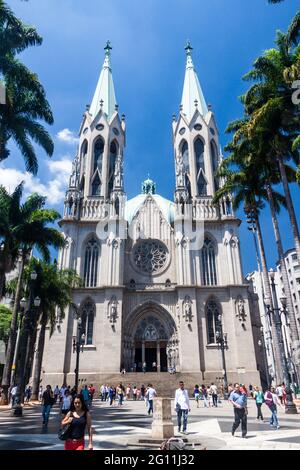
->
<box><xmin>65</xmin><ymin>438</ymin><xmax>85</xmax><ymax>450</ymax></box>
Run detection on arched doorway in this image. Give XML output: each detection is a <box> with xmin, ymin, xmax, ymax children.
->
<box><xmin>122</xmin><ymin>302</ymin><xmax>179</xmax><ymax>373</ymax></box>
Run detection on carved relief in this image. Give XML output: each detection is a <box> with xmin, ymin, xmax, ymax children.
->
<box><xmin>236</xmin><ymin>297</ymin><xmax>247</xmax><ymax>322</ymax></box>
<box><xmin>108</xmin><ymin>296</ymin><xmax>118</xmax><ymax>323</ymax></box>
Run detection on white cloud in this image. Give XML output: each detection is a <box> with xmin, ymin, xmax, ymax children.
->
<box><xmin>0</xmin><ymin>157</ymin><xmax>73</xmax><ymax>206</ymax></box>
<box><xmin>56</xmin><ymin>128</ymin><xmax>79</xmax><ymax>145</ymax></box>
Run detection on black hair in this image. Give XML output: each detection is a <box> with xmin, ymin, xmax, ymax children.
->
<box><xmin>70</xmin><ymin>393</ymin><xmax>89</xmax><ymax>413</ymax></box>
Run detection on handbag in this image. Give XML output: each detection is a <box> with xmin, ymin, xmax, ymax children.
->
<box><xmin>58</xmin><ymin>413</ymin><xmax>73</xmax><ymax>441</ymax></box>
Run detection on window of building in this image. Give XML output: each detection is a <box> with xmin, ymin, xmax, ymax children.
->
<box><xmin>201</xmin><ymin>238</ymin><xmax>217</xmax><ymax>286</ymax></box>
<box><xmin>194</xmin><ymin>138</ymin><xmax>207</xmax><ymax>196</ymax></box>
<box><xmin>297</xmin><ymin>278</ymin><xmax>300</xmax><ymax>285</ymax></box>
<box><xmin>81</xmin><ymin>301</ymin><xmax>95</xmax><ymax>345</ymax></box>
<box><xmin>83</xmin><ymin>238</ymin><xmax>99</xmax><ymax>287</ymax></box>
<box><xmin>292</xmin><ymin>254</ymin><xmax>298</xmax><ymax>261</ymax></box>
<box><xmin>210</xmin><ymin>140</ymin><xmax>219</xmax><ymax>191</ymax></box>
<box><xmin>108</xmin><ymin>140</ymin><xmax>118</xmax><ymax>197</ymax></box>
<box><xmin>206</xmin><ymin>300</ymin><xmax>221</xmax><ymax>344</ymax></box>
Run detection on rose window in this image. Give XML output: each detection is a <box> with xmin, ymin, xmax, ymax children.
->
<box><xmin>133</xmin><ymin>241</ymin><xmax>168</xmax><ymax>274</ymax></box>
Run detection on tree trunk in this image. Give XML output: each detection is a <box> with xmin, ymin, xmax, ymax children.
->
<box><xmin>266</xmin><ymin>184</ymin><xmax>300</xmax><ymax>379</ymax></box>
<box><xmin>31</xmin><ymin>318</ymin><xmax>47</xmax><ymax>400</ymax></box>
<box><xmin>25</xmin><ymin>327</ymin><xmax>38</xmax><ymax>387</ymax></box>
<box><xmin>277</xmin><ymin>157</ymin><xmax>300</xmax><ymax>267</ymax></box>
<box><xmin>0</xmin><ymin>255</ymin><xmax>25</xmax><ymax>404</ymax></box>
<box><xmin>255</xmin><ymin>213</ymin><xmax>283</xmax><ymax>383</ymax></box>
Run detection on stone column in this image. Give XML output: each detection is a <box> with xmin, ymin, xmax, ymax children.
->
<box><xmin>142</xmin><ymin>341</ymin><xmax>145</xmax><ymax>364</ymax></box>
<box><xmin>152</xmin><ymin>397</ymin><xmax>174</xmax><ymax>439</ymax></box>
<box><xmin>157</xmin><ymin>342</ymin><xmax>160</xmax><ymax>372</ymax></box>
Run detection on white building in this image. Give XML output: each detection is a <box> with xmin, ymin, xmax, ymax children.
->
<box><xmin>41</xmin><ymin>42</ymin><xmax>261</xmax><ymax>390</ymax></box>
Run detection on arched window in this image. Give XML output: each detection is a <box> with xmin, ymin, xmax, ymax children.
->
<box><xmin>81</xmin><ymin>140</ymin><xmax>88</xmax><ymax>174</ymax></box>
<box><xmin>201</xmin><ymin>237</ymin><xmax>217</xmax><ymax>285</ymax></box>
<box><xmin>194</xmin><ymin>138</ymin><xmax>207</xmax><ymax>196</ymax></box>
<box><xmin>93</xmin><ymin>138</ymin><xmax>104</xmax><ymax>172</ymax></box>
<box><xmin>108</xmin><ymin>140</ymin><xmax>118</xmax><ymax>197</ymax></box>
<box><xmin>91</xmin><ymin>173</ymin><xmax>101</xmax><ymax>196</ymax></box>
<box><xmin>210</xmin><ymin>141</ymin><xmax>219</xmax><ymax>191</ymax></box>
<box><xmin>81</xmin><ymin>301</ymin><xmax>95</xmax><ymax>345</ymax></box>
<box><xmin>206</xmin><ymin>299</ymin><xmax>221</xmax><ymax>344</ymax></box>
<box><xmin>83</xmin><ymin>238</ymin><xmax>99</xmax><ymax>287</ymax></box>
<box><xmin>180</xmin><ymin>140</ymin><xmax>191</xmax><ymax>197</ymax></box>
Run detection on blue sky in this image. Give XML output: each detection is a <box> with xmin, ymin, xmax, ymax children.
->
<box><xmin>2</xmin><ymin>0</ymin><xmax>300</xmax><ymax>275</ymax></box>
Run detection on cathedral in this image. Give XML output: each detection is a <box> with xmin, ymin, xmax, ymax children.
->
<box><xmin>41</xmin><ymin>41</ymin><xmax>262</xmax><ymax>389</ymax></box>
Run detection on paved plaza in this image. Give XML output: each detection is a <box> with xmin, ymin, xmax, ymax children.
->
<box><xmin>1</xmin><ymin>398</ymin><xmax>300</xmax><ymax>450</ymax></box>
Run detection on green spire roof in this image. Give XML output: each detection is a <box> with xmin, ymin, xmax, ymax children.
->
<box><xmin>89</xmin><ymin>40</ymin><xmax>117</xmax><ymax>121</ymax></box>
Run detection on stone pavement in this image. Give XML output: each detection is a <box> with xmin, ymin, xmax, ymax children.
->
<box><xmin>0</xmin><ymin>398</ymin><xmax>300</xmax><ymax>450</ymax></box>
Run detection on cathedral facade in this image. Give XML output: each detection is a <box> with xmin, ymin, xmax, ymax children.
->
<box><xmin>41</xmin><ymin>42</ymin><xmax>261</xmax><ymax>388</ymax></box>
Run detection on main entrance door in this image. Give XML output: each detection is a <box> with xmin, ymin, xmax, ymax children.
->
<box><xmin>134</xmin><ymin>340</ymin><xmax>168</xmax><ymax>372</ymax></box>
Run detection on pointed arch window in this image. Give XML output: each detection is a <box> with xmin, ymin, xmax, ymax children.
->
<box><xmin>91</xmin><ymin>173</ymin><xmax>101</xmax><ymax>196</ymax></box>
<box><xmin>81</xmin><ymin>301</ymin><xmax>95</xmax><ymax>345</ymax></box>
<box><xmin>108</xmin><ymin>140</ymin><xmax>118</xmax><ymax>197</ymax></box>
<box><xmin>93</xmin><ymin>138</ymin><xmax>104</xmax><ymax>172</ymax></box>
<box><xmin>81</xmin><ymin>140</ymin><xmax>88</xmax><ymax>174</ymax></box>
<box><xmin>194</xmin><ymin>138</ymin><xmax>207</xmax><ymax>196</ymax></box>
<box><xmin>83</xmin><ymin>238</ymin><xmax>99</xmax><ymax>287</ymax></box>
<box><xmin>201</xmin><ymin>237</ymin><xmax>217</xmax><ymax>285</ymax></box>
<box><xmin>206</xmin><ymin>300</ymin><xmax>221</xmax><ymax>344</ymax></box>
<box><xmin>211</xmin><ymin>141</ymin><xmax>219</xmax><ymax>191</ymax></box>
<box><xmin>180</xmin><ymin>140</ymin><xmax>191</xmax><ymax>197</ymax></box>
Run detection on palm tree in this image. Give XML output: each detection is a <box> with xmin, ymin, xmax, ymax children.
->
<box><xmin>0</xmin><ymin>183</ymin><xmax>65</xmax><ymax>404</ymax></box>
<box><xmin>27</xmin><ymin>259</ymin><xmax>81</xmax><ymax>400</ymax></box>
<box><xmin>214</xmin><ymin>148</ymin><xmax>286</xmax><ymax>384</ymax></box>
<box><xmin>243</xmin><ymin>12</ymin><xmax>300</xmax><ymax>264</ymax></box>
<box><xmin>0</xmin><ymin>0</ymin><xmax>54</xmax><ymax>172</ymax></box>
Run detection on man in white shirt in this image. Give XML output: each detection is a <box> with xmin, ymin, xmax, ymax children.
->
<box><xmin>146</xmin><ymin>383</ymin><xmax>157</xmax><ymax>415</ymax></box>
<box><xmin>174</xmin><ymin>381</ymin><xmax>190</xmax><ymax>434</ymax></box>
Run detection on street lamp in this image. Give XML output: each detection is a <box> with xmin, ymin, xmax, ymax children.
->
<box><xmin>215</xmin><ymin>314</ymin><xmax>229</xmax><ymax>399</ymax></box>
<box><xmin>13</xmin><ymin>271</ymin><xmax>38</xmax><ymax>416</ymax></box>
<box><xmin>258</xmin><ymin>326</ymin><xmax>271</xmax><ymax>390</ymax></box>
<box><xmin>266</xmin><ymin>269</ymin><xmax>297</xmax><ymax>414</ymax></box>
<box><xmin>73</xmin><ymin>316</ymin><xmax>85</xmax><ymax>393</ymax></box>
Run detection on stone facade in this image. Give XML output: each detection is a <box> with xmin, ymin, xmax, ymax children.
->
<box><xmin>40</xmin><ymin>43</ymin><xmax>261</xmax><ymax>390</ymax></box>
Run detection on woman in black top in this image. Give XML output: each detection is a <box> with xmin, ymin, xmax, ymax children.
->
<box><xmin>61</xmin><ymin>394</ymin><xmax>93</xmax><ymax>450</ymax></box>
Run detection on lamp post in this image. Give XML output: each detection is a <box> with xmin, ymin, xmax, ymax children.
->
<box><xmin>258</xmin><ymin>326</ymin><xmax>271</xmax><ymax>390</ymax></box>
<box><xmin>216</xmin><ymin>314</ymin><xmax>229</xmax><ymax>399</ymax></box>
<box><xmin>13</xmin><ymin>272</ymin><xmax>40</xmax><ymax>416</ymax></box>
<box><xmin>73</xmin><ymin>317</ymin><xmax>85</xmax><ymax>393</ymax></box>
<box><xmin>266</xmin><ymin>269</ymin><xmax>297</xmax><ymax>414</ymax></box>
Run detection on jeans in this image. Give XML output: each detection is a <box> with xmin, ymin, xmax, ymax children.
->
<box><xmin>269</xmin><ymin>405</ymin><xmax>279</xmax><ymax>427</ymax></box>
<box><xmin>203</xmin><ymin>396</ymin><xmax>209</xmax><ymax>407</ymax></box>
<box><xmin>256</xmin><ymin>403</ymin><xmax>264</xmax><ymax>420</ymax></box>
<box><xmin>148</xmin><ymin>400</ymin><xmax>153</xmax><ymax>414</ymax></box>
<box><xmin>177</xmin><ymin>409</ymin><xmax>188</xmax><ymax>432</ymax></box>
<box><xmin>232</xmin><ymin>408</ymin><xmax>247</xmax><ymax>437</ymax></box>
<box><xmin>42</xmin><ymin>404</ymin><xmax>51</xmax><ymax>425</ymax></box>
<box><xmin>118</xmin><ymin>394</ymin><xmax>123</xmax><ymax>406</ymax></box>
<box><xmin>212</xmin><ymin>394</ymin><xmax>218</xmax><ymax>407</ymax></box>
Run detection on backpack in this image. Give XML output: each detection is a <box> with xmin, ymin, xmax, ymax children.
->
<box><xmin>160</xmin><ymin>438</ymin><xmax>186</xmax><ymax>451</ymax></box>
<box><xmin>264</xmin><ymin>391</ymin><xmax>274</xmax><ymax>408</ymax></box>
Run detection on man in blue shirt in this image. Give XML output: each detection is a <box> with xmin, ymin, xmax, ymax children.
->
<box><xmin>229</xmin><ymin>383</ymin><xmax>248</xmax><ymax>438</ymax></box>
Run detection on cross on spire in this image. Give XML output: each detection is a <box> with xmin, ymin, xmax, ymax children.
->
<box><xmin>185</xmin><ymin>40</ymin><xmax>193</xmax><ymax>57</ymax></box>
<box><xmin>104</xmin><ymin>40</ymin><xmax>112</xmax><ymax>56</ymax></box>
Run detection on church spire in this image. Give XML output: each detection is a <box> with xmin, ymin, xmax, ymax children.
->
<box><xmin>181</xmin><ymin>41</ymin><xmax>208</xmax><ymax>121</ymax></box>
<box><xmin>89</xmin><ymin>40</ymin><xmax>117</xmax><ymax>121</ymax></box>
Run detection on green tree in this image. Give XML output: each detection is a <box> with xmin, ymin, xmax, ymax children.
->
<box><xmin>0</xmin><ymin>304</ymin><xmax>11</xmax><ymax>347</ymax></box>
<box><xmin>0</xmin><ymin>183</ymin><xmax>65</xmax><ymax>403</ymax></box>
<box><xmin>0</xmin><ymin>0</ymin><xmax>54</xmax><ymax>172</ymax></box>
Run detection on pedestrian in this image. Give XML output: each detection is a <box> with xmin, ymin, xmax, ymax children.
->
<box><xmin>89</xmin><ymin>384</ymin><xmax>96</xmax><ymax>404</ymax></box>
<box><xmin>108</xmin><ymin>386</ymin><xmax>115</xmax><ymax>406</ymax></box>
<box><xmin>229</xmin><ymin>383</ymin><xmax>248</xmax><ymax>438</ymax></box>
<box><xmin>136</xmin><ymin>388</ymin><xmax>141</xmax><ymax>400</ymax></box>
<box><xmin>61</xmin><ymin>394</ymin><xmax>93</xmax><ymax>450</ymax></box>
<box><xmin>133</xmin><ymin>386</ymin><xmax>137</xmax><ymax>401</ymax></box>
<box><xmin>209</xmin><ymin>383</ymin><xmax>218</xmax><ymax>407</ymax></box>
<box><xmin>276</xmin><ymin>383</ymin><xmax>284</xmax><ymax>404</ymax></box>
<box><xmin>174</xmin><ymin>381</ymin><xmax>190</xmax><ymax>435</ymax></box>
<box><xmin>116</xmin><ymin>383</ymin><xmax>125</xmax><ymax>406</ymax></box>
<box><xmin>38</xmin><ymin>385</ymin><xmax>43</xmax><ymax>402</ymax></box>
<box><xmin>253</xmin><ymin>386</ymin><xmax>264</xmax><ymax>422</ymax></box>
<box><xmin>42</xmin><ymin>385</ymin><xmax>54</xmax><ymax>427</ymax></box>
<box><xmin>264</xmin><ymin>386</ymin><xmax>283</xmax><ymax>429</ymax></box>
<box><xmin>193</xmin><ymin>384</ymin><xmax>200</xmax><ymax>408</ymax></box>
<box><xmin>81</xmin><ymin>385</ymin><xmax>90</xmax><ymax>409</ymax></box>
<box><xmin>54</xmin><ymin>385</ymin><xmax>60</xmax><ymax>403</ymax></box>
<box><xmin>126</xmin><ymin>384</ymin><xmax>131</xmax><ymax>401</ymax></box>
<box><xmin>249</xmin><ymin>384</ymin><xmax>253</xmax><ymax>398</ymax></box>
<box><xmin>24</xmin><ymin>385</ymin><xmax>32</xmax><ymax>404</ymax></box>
<box><xmin>141</xmin><ymin>384</ymin><xmax>145</xmax><ymax>400</ymax></box>
<box><xmin>142</xmin><ymin>362</ymin><xmax>147</xmax><ymax>373</ymax></box>
<box><xmin>201</xmin><ymin>384</ymin><xmax>209</xmax><ymax>407</ymax></box>
<box><xmin>146</xmin><ymin>383</ymin><xmax>157</xmax><ymax>415</ymax></box>
<box><xmin>61</xmin><ymin>389</ymin><xmax>72</xmax><ymax>416</ymax></box>
<box><xmin>10</xmin><ymin>385</ymin><xmax>18</xmax><ymax>407</ymax></box>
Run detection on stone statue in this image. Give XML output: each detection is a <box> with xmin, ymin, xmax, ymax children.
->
<box><xmin>236</xmin><ymin>298</ymin><xmax>246</xmax><ymax>322</ymax></box>
<box><xmin>183</xmin><ymin>296</ymin><xmax>193</xmax><ymax>322</ymax></box>
<box><xmin>108</xmin><ymin>298</ymin><xmax>118</xmax><ymax>323</ymax></box>
<box><xmin>176</xmin><ymin>153</ymin><xmax>185</xmax><ymax>187</ymax></box>
<box><xmin>114</xmin><ymin>154</ymin><xmax>123</xmax><ymax>188</ymax></box>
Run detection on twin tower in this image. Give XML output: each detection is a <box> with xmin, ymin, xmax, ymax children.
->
<box><xmin>41</xmin><ymin>41</ymin><xmax>262</xmax><ymax>389</ymax></box>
